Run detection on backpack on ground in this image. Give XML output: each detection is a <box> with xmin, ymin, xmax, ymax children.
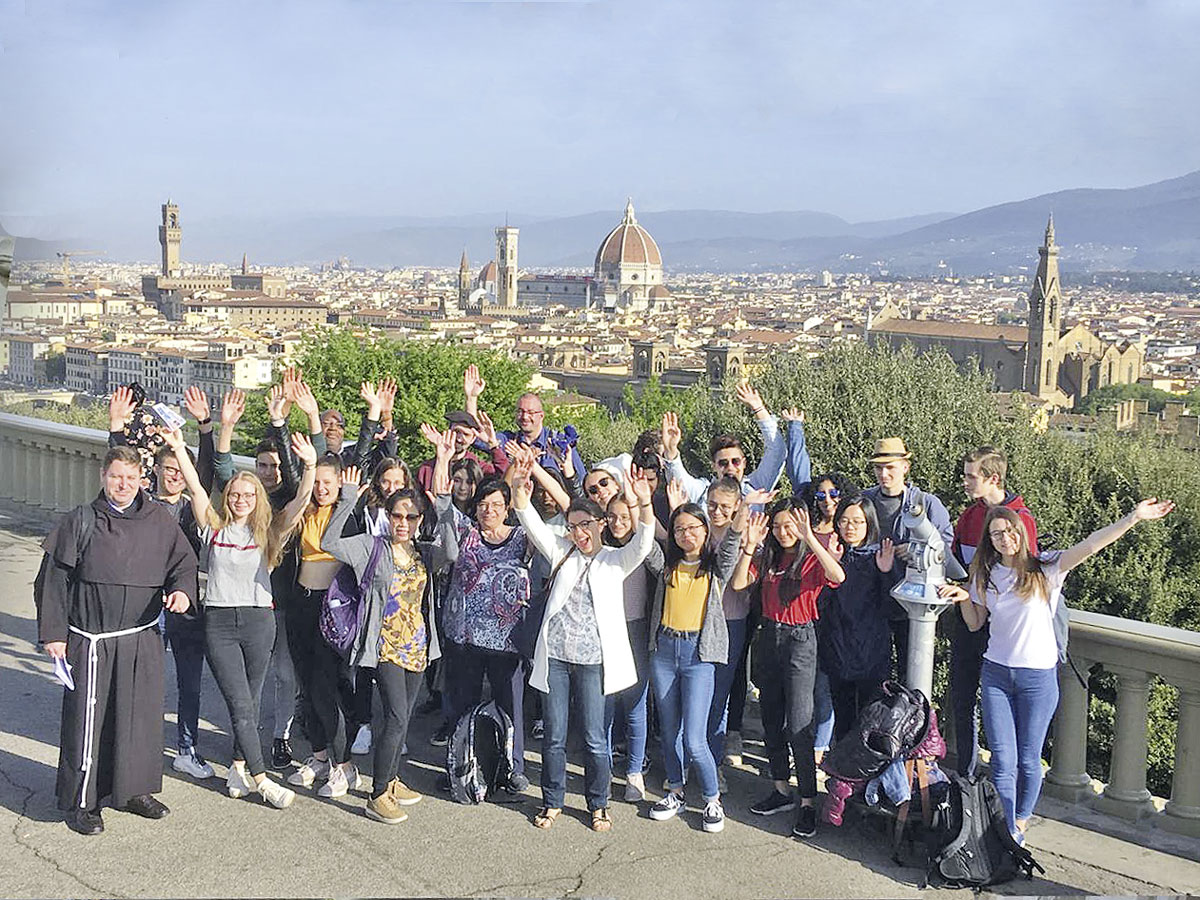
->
<box><xmin>319</xmin><ymin>536</ymin><xmax>385</xmax><ymax>656</ymax></box>
<box><xmin>924</xmin><ymin>771</ymin><xmax>1043</xmax><ymax>889</ymax></box>
<box><xmin>446</xmin><ymin>699</ymin><xmax>515</xmax><ymax>805</ymax></box>
<box><xmin>822</xmin><ymin>681</ymin><xmax>931</xmax><ymax>783</ymax></box>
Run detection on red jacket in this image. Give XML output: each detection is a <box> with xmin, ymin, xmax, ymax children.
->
<box><xmin>952</xmin><ymin>492</ymin><xmax>1038</xmax><ymax>568</ymax></box>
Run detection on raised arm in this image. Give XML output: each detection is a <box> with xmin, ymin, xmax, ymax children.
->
<box><xmin>510</xmin><ymin>446</ymin><xmax>570</xmax><ymax>564</ymax></box>
<box><xmin>463</xmin><ymin>364</ymin><xmax>486</xmax><ymax>420</ymax></box>
<box><xmin>610</xmin><ymin>465</ymin><xmax>658</xmax><ymax>576</ymax></box>
<box><xmin>1057</xmin><ymin>498</ymin><xmax>1174</xmax><ymax>573</ymax></box>
<box><xmin>732</xmin><ymin>512</ymin><xmax>768</xmax><ymax>592</ymax></box>
<box><xmin>739</xmin><ymin>382</ymin><xmax>785</xmax><ymax>494</ymax></box>
<box><xmin>661</xmin><ymin>411</ymin><xmax>709</xmax><ymax>503</ymax></box>
<box><xmin>183</xmin><ymin>387</ymin><xmax>216</xmax><ymax>493</ymax></box>
<box><xmin>796</xmin><ymin>506</ymin><xmax>844</xmax><ymax>584</ymax></box>
<box><xmin>108</xmin><ymin>386</ymin><xmax>137</xmax><ymax>447</ymax></box>
<box><xmin>320</xmin><ymin>467</ymin><xmax>374</xmax><ymax>569</ymax></box>
<box><xmin>162</xmin><ymin>426</ymin><xmax>213</xmax><ymax>527</ymax></box>
<box><xmin>275</xmin><ymin>433</ymin><xmax>318</xmax><ymax>537</ymax></box>
<box><xmin>292</xmin><ymin>379</ymin><xmax>327</xmax><ymax>456</ymax></box>
<box><xmin>780</xmin><ymin>407</ymin><xmax>811</xmax><ymax>490</ymax></box>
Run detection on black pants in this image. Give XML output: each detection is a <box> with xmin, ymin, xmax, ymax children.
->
<box><xmin>949</xmin><ymin>613</ymin><xmax>990</xmax><ymax>777</ymax></box>
<box><xmin>372</xmin><ymin>662</ymin><xmax>423</xmax><ymax>799</ymax></box>
<box><xmin>204</xmin><ymin>606</ymin><xmax>276</xmax><ymax>776</ymax></box>
<box><xmin>284</xmin><ymin>587</ymin><xmax>350</xmax><ymax>764</ymax></box>
<box><xmin>726</xmin><ymin>617</ymin><xmax>755</xmax><ymax>733</ymax></box>
<box><xmin>889</xmin><ymin>618</ymin><xmax>910</xmax><ymax>682</ymax></box>
<box><xmin>752</xmin><ymin>619</ymin><xmax>818</xmax><ymax>799</ymax></box>
<box><xmin>827</xmin><ymin>672</ymin><xmax>884</xmax><ymax>744</ymax></box>
<box><xmin>351</xmin><ymin>666</ymin><xmax>377</xmax><ymax>731</ymax></box>
<box><xmin>448</xmin><ymin>643</ymin><xmax>526</xmax><ymax>776</ymax></box>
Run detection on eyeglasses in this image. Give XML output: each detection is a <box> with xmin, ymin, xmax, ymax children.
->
<box><xmin>673</xmin><ymin>523</ymin><xmax>707</xmax><ymax>538</ymax></box>
<box><xmin>814</xmin><ymin>489</ymin><xmax>841</xmax><ymax>502</ymax></box>
<box><xmin>516</xmin><ymin>408</ymin><xmax>544</xmax><ymax>418</ymax></box>
<box><xmin>989</xmin><ymin>527</ymin><xmax>1019</xmax><ymax>541</ymax></box>
<box><xmin>714</xmin><ymin>457</ymin><xmax>745</xmax><ymax>468</ymax></box>
<box><xmin>566</xmin><ymin>519</ymin><xmax>602</xmax><ymax>533</ymax></box>
<box><xmin>390</xmin><ymin>512</ymin><xmax>422</xmax><ymax>522</ymax></box>
<box><xmin>477</xmin><ymin>500</ymin><xmax>507</xmax><ymax>512</ymax></box>
<box><xmin>585</xmin><ymin>476</ymin><xmax>612</xmax><ymax>495</ymax></box>
<box><xmin>707</xmin><ymin>500</ymin><xmax>737</xmax><ymax>514</ymax></box>
<box><xmin>228</xmin><ymin>491</ymin><xmax>256</xmax><ymax>501</ymax></box>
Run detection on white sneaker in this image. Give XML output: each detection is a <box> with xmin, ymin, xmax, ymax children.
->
<box><xmin>649</xmin><ymin>791</ymin><xmax>686</xmax><ymax>821</ymax></box>
<box><xmin>351</xmin><ymin>724</ymin><xmax>373</xmax><ymax>756</ymax></box>
<box><xmin>287</xmin><ymin>755</ymin><xmax>331</xmax><ymax>788</ymax></box>
<box><xmin>226</xmin><ymin>763</ymin><xmax>254</xmax><ymax>799</ymax></box>
<box><xmin>173</xmin><ymin>750</ymin><xmax>215</xmax><ymax>780</ymax></box>
<box><xmin>702</xmin><ymin>799</ymin><xmax>726</xmax><ymax>833</ymax></box>
<box><xmin>318</xmin><ymin>762</ymin><xmax>364</xmax><ymax>798</ymax></box>
<box><xmin>256</xmin><ymin>777</ymin><xmax>296</xmax><ymax>809</ymax></box>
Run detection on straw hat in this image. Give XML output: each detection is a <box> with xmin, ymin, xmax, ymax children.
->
<box><xmin>869</xmin><ymin>437</ymin><xmax>912</xmax><ymax>464</ymax></box>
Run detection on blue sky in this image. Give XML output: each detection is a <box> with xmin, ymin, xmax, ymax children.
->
<box><xmin>2</xmin><ymin>0</ymin><xmax>1198</xmax><ymax>239</ymax></box>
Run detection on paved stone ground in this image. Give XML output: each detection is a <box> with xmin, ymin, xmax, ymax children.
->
<box><xmin>2</xmin><ymin>505</ymin><xmax>1199</xmax><ymax>898</ymax></box>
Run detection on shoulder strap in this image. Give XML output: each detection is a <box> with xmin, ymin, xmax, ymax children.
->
<box><xmin>544</xmin><ymin>546</ymin><xmax>578</xmax><ymax>594</ymax></box>
<box><xmin>361</xmin><ymin>536</ymin><xmax>387</xmax><ymax>593</ymax></box>
<box><xmin>77</xmin><ymin>504</ymin><xmax>97</xmax><ymax>560</ymax></box>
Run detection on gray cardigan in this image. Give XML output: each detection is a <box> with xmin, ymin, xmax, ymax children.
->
<box><xmin>647</xmin><ymin>525</ymin><xmax>742</xmax><ymax>664</ymax></box>
<box><xmin>321</xmin><ymin>484</ymin><xmax>452</xmax><ymax>669</ymax></box>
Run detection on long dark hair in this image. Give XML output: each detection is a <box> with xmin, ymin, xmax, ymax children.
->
<box><xmin>365</xmin><ymin>457</ymin><xmax>412</xmax><ymax>510</ymax></box>
<box><xmin>450</xmin><ymin>456</ymin><xmax>484</xmax><ymax>514</ymax></box>
<box><xmin>832</xmin><ymin>493</ymin><xmax>880</xmax><ymax>548</ymax></box>
<box><xmin>665</xmin><ymin>503</ymin><xmax>718</xmax><ymax>579</ymax></box>
<box><xmin>803</xmin><ymin>472</ymin><xmax>858</xmax><ymax>524</ymax></box>
<box><xmin>761</xmin><ymin>495</ymin><xmax>809</xmax><ymax>579</ymax></box>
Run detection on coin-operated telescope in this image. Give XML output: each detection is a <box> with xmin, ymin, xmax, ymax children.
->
<box><xmin>890</xmin><ymin>500</ymin><xmax>967</xmax><ymax>699</ymax></box>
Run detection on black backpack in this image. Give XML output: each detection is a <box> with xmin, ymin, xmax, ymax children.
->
<box><xmin>823</xmin><ymin>681</ymin><xmax>930</xmax><ymax>783</ymax></box>
<box><xmin>445</xmin><ymin>700</ymin><xmax>515</xmax><ymax>805</ymax></box>
<box><xmin>924</xmin><ymin>772</ymin><xmax>1043</xmax><ymax>889</ymax></box>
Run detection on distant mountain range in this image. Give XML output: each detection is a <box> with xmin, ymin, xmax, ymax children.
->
<box><xmin>6</xmin><ymin>169</ymin><xmax>1200</xmax><ymax>275</ymax></box>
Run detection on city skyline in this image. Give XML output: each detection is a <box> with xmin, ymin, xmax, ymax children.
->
<box><xmin>2</xmin><ymin>0</ymin><xmax>1198</xmax><ymax>244</ymax></box>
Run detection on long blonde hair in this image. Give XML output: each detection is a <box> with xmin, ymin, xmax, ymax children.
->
<box><xmin>203</xmin><ymin>471</ymin><xmax>285</xmax><ymax>569</ymax></box>
<box><xmin>968</xmin><ymin>506</ymin><xmax>1049</xmax><ymax>604</ymax></box>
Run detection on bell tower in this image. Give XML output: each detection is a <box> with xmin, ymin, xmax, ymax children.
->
<box><xmin>160</xmin><ymin>201</ymin><xmax>182</xmax><ymax>277</ymax></box>
<box><xmin>495</xmin><ymin>225</ymin><xmax>518</xmax><ymax>307</ymax></box>
<box><xmin>1024</xmin><ymin>215</ymin><xmax>1063</xmax><ymax>398</ymax></box>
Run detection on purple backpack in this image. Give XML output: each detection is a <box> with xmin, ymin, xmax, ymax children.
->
<box><xmin>319</xmin><ymin>537</ymin><xmax>386</xmax><ymax>656</ymax></box>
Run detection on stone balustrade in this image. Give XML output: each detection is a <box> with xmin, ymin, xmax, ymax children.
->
<box><xmin>1</xmin><ymin>411</ymin><xmax>1199</xmax><ymax>839</ymax></box>
<box><xmin>0</xmin><ymin>412</ymin><xmax>252</xmax><ymax>512</ymax></box>
<box><xmin>1044</xmin><ymin>608</ymin><xmax>1200</xmax><ymax>837</ymax></box>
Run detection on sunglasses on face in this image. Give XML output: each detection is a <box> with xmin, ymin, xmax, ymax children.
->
<box><xmin>815</xmin><ymin>488</ymin><xmax>841</xmax><ymax>502</ymax></box>
<box><xmin>715</xmin><ymin>457</ymin><xmax>744</xmax><ymax>468</ymax></box>
<box><xmin>389</xmin><ymin>512</ymin><xmax>422</xmax><ymax>522</ymax></box>
<box><xmin>585</xmin><ymin>476</ymin><xmax>612</xmax><ymax>495</ymax></box>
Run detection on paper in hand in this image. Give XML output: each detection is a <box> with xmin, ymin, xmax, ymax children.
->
<box><xmin>53</xmin><ymin>656</ymin><xmax>75</xmax><ymax>691</ymax></box>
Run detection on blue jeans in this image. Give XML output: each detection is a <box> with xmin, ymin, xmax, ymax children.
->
<box><xmin>980</xmin><ymin>659</ymin><xmax>1059</xmax><ymax>832</ymax></box>
<box><xmin>605</xmin><ymin>618</ymin><xmax>650</xmax><ymax>777</ymax></box>
<box><xmin>651</xmin><ymin>630</ymin><xmax>719</xmax><ymax>801</ymax></box>
<box><xmin>542</xmin><ymin>658</ymin><xmax>610</xmax><ymax>811</ymax></box>
<box><xmin>164</xmin><ymin>611</ymin><xmax>206</xmax><ymax>754</ymax></box>
<box><xmin>813</xmin><ymin>668</ymin><xmax>835</xmax><ymax>753</ymax></box>
<box><xmin>708</xmin><ymin>616</ymin><xmax>747</xmax><ymax>765</ymax></box>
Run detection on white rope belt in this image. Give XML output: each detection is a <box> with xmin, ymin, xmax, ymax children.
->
<box><xmin>67</xmin><ymin>620</ymin><xmax>159</xmax><ymax>808</ymax></box>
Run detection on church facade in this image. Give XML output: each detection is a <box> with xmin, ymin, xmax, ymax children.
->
<box><xmin>868</xmin><ymin>218</ymin><xmax>1143</xmax><ymax>407</ymax></box>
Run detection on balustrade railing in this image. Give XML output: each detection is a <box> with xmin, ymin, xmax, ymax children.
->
<box><xmin>1</xmin><ymin>411</ymin><xmax>1198</xmax><ymax>838</ymax></box>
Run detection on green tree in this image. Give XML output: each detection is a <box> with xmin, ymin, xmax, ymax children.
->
<box><xmin>233</xmin><ymin>329</ymin><xmax>533</xmax><ymax>462</ymax></box>
<box><xmin>1074</xmin><ymin>382</ymin><xmax>1180</xmax><ymax>415</ymax></box>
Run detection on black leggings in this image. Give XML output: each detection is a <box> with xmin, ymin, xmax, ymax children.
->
<box><xmin>205</xmin><ymin>606</ymin><xmax>276</xmax><ymax>776</ymax></box>
<box><xmin>372</xmin><ymin>662</ymin><xmax>424</xmax><ymax>799</ymax></box>
<box><xmin>752</xmin><ymin>619</ymin><xmax>818</xmax><ymax>800</ymax></box>
<box><xmin>284</xmin><ymin>588</ymin><xmax>350</xmax><ymax>765</ymax></box>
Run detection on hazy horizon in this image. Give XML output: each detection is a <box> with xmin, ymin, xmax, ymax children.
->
<box><xmin>2</xmin><ymin>0</ymin><xmax>1198</xmax><ymax>244</ymax></box>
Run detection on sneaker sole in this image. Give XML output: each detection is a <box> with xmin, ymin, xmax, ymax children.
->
<box><xmin>365</xmin><ymin>807</ymin><xmax>407</xmax><ymax>825</ymax></box>
<box><xmin>751</xmin><ymin>803</ymin><xmax>796</xmax><ymax>816</ymax></box>
<box><xmin>392</xmin><ymin>795</ymin><xmax>422</xmax><ymax>806</ymax></box>
<box><xmin>263</xmin><ymin>792</ymin><xmax>295</xmax><ymax>809</ymax></box>
<box><xmin>649</xmin><ymin>808</ymin><xmax>682</xmax><ymax>821</ymax></box>
<box><xmin>792</xmin><ymin>828</ymin><xmax>816</xmax><ymax>839</ymax></box>
<box><xmin>703</xmin><ymin>819</ymin><xmax>726</xmax><ymax>833</ymax></box>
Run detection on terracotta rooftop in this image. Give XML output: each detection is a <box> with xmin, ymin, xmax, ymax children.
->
<box><xmin>872</xmin><ymin>318</ymin><xmax>1030</xmax><ymax>343</ymax></box>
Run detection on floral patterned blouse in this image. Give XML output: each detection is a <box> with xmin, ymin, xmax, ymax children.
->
<box><xmin>442</xmin><ymin>508</ymin><xmax>531</xmax><ymax>654</ymax></box>
<box><xmin>378</xmin><ymin>550</ymin><xmax>429</xmax><ymax>672</ymax></box>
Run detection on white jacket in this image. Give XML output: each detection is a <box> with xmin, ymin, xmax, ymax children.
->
<box><xmin>516</xmin><ymin>504</ymin><xmax>655</xmax><ymax>695</ymax></box>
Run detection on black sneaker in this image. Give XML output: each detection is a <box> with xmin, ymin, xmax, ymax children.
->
<box><xmin>271</xmin><ymin>738</ymin><xmax>293</xmax><ymax>769</ymax></box>
<box><xmin>750</xmin><ymin>789</ymin><xmax>796</xmax><ymax>816</ymax></box>
<box><xmin>430</xmin><ymin>723</ymin><xmax>451</xmax><ymax>747</ymax></box>
<box><xmin>506</xmin><ymin>772</ymin><xmax>530</xmax><ymax>792</ymax></box>
<box><xmin>792</xmin><ymin>804</ymin><xmax>817</xmax><ymax>839</ymax></box>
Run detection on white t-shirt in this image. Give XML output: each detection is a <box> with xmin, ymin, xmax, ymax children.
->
<box><xmin>969</xmin><ymin>553</ymin><xmax>1065</xmax><ymax>670</ymax></box>
<box><xmin>199</xmin><ymin>523</ymin><xmax>274</xmax><ymax>609</ymax></box>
